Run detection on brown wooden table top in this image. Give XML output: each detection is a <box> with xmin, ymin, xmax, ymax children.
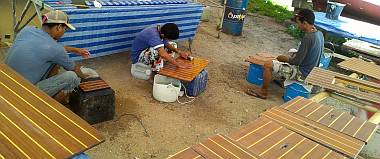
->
<box><xmin>306</xmin><ymin>67</ymin><xmax>380</xmax><ymax>104</ymax></box>
<box><xmin>262</xmin><ymin>107</ymin><xmax>364</xmax><ymax>158</ymax></box>
<box><xmin>0</xmin><ymin>63</ymin><xmax>104</xmax><ymax>159</ymax></box>
<box><xmin>338</xmin><ymin>58</ymin><xmax>380</xmax><ymax>80</ymax></box>
<box><xmin>245</xmin><ymin>53</ymin><xmax>276</xmax><ymax>66</ymax></box>
<box><xmin>158</xmin><ymin>57</ymin><xmax>208</xmax><ymax>82</ymax></box>
<box><xmin>280</xmin><ymin>97</ymin><xmax>378</xmax><ymax>143</ymax></box>
<box><xmin>80</xmin><ymin>79</ymin><xmax>110</xmax><ymax>92</ymax></box>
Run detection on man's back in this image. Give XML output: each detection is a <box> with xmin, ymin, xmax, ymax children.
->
<box><xmin>5</xmin><ymin>26</ymin><xmax>74</xmax><ymax>84</ymax></box>
<box><xmin>290</xmin><ymin>30</ymin><xmax>324</xmax><ymax>77</ymax></box>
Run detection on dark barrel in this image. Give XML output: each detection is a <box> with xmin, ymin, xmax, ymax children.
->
<box><xmin>222</xmin><ymin>0</ymin><xmax>249</xmax><ymax>36</ymax></box>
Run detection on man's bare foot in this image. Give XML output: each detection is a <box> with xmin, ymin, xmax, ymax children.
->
<box><xmin>246</xmin><ymin>89</ymin><xmax>267</xmax><ymax>99</ymax></box>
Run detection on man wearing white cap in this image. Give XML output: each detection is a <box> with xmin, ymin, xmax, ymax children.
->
<box><xmin>5</xmin><ymin>10</ymin><xmax>90</xmax><ymax>104</ymax></box>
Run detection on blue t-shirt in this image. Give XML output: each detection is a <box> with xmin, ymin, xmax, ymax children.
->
<box><xmin>131</xmin><ymin>26</ymin><xmax>168</xmax><ymax>64</ymax></box>
<box><xmin>5</xmin><ymin>26</ymin><xmax>75</xmax><ymax>84</ymax></box>
<box><xmin>289</xmin><ymin>31</ymin><xmax>324</xmax><ymax>77</ymax></box>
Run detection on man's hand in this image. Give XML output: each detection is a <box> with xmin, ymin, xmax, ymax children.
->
<box><xmin>75</xmin><ymin>48</ymin><xmax>91</xmax><ymax>58</ymax></box>
<box><xmin>176</xmin><ymin>61</ymin><xmax>192</xmax><ymax>69</ymax></box>
<box><xmin>277</xmin><ymin>55</ymin><xmax>289</xmax><ymax>62</ymax></box>
<box><xmin>179</xmin><ymin>51</ymin><xmax>191</xmax><ymax>59</ymax></box>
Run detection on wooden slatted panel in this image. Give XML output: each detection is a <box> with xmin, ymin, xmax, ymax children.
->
<box><xmin>245</xmin><ymin>53</ymin><xmax>276</xmax><ymax>66</ymax></box>
<box><xmin>305</xmin><ymin>67</ymin><xmax>380</xmax><ymax>104</ymax></box>
<box><xmin>192</xmin><ymin>134</ymin><xmax>261</xmax><ymax>159</ymax></box>
<box><xmin>158</xmin><ymin>57</ymin><xmax>208</xmax><ymax>82</ymax></box>
<box><xmin>0</xmin><ymin>63</ymin><xmax>104</xmax><ymax>159</ymax></box>
<box><xmin>338</xmin><ymin>58</ymin><xmax>380</xmax><ymax>80</ymax></box>
<box><xmin>167</xmin><ymin>147</ymin><xmax>204</xmax><ymax>159</ymax></box>
<box><xmin>228</xmin><ymin>117</ymin><xmax>345</xmax><ymax>159</ymax></box>
<box><xmin>262</xmin><ymin>107</ymin><xmax>364</xmax><ymax>158</ymax></box>
<box><xmin>79</xmin><ymin>79</ymin><xmax>110</xmax><ymax>92</ymax></box>
<box><xmin>342</xmin><ymin>39</ymin><xmax>380</xmax><ymax>58</ymax></box>
<box><xmin>282</xmin><ymin>97</ymin><xmax>379</xmax><ymax>143</ymax></box>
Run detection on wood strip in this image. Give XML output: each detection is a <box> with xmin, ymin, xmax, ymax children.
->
<box><xmin>338</xmin><ymin>58</ymin><xmax>380</xmax><ymax>79</ymax></box>
<box><xmin>158</xmin><ymin>57</ymin><xmax>208</xmax><ymax>82</ymax></box>
<box><xmin>229</xmin><ymin>117</ymin><xmax>273</xmax><ymax>141</ymax></box>
<box><xmin>280</xmin><ymin>96</ymin><xmax>305</xmax><ymax>110</ymax></box>
<box><xmin>167</xmin><ymin>147</ymin><xmax>204</xmax><ymax>159</ymax></box>
<box><xmin>0</xmin><ymin>63</ymin><xmax>104</xmax><ymax>158</ymax></box>
<box><xmin>209</xmin><ymin>134</ymin><xmax>260</xmax><ymax>158</ymax></box>
<box><xmin>262</xmin><ymin>107</ymin><xmax>364</xmax><ymax>158</ymax></box>
<box><xmin>282</xmin><ymin>97</ymin><xmax>378</xmax><ymax>143</ymax></box>
<box><xmin>305</xmin><ymin>67</ymin><xmax>380</xmax><ymax>104</ymax></box>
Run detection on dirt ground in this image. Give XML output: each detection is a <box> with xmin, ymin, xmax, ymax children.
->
<box><xmin>75</xmin><ymin>8</ymin><xmax>298</xmax><ymax>159</ymax></box>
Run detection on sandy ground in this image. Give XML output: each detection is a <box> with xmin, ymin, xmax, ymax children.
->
<box><xmin>74</xmin><ymin>10</ymin><xmax>298</xmax><ymax>158</ymax></box>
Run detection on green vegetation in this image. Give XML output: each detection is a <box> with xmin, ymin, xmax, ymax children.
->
<box><xmin>247</xmin><ymin>0</ymin><xmax>293</xmax><ymax>22</ymax></box>
<box><xmin>285</xmin><ymin>24</ymin><xmax>304</xmax><ymax>39</ymax></box>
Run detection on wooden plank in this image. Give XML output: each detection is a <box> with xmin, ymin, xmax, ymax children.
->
<box><xmin>0</xmin><ymin>63</ymin><xmax>104</xmax><ymax>158</ymax></box>
<box><xmin>342</xmin><ymin>39</ymin><xmax>380</xmax><ymax>58</ymax></box>
<box><xmin>79</xmin><ymin>80</ymin><xmax>110</xmax><ymax>92</ymax></box>
<box><xmin>305</xmin><ymin>67</ymin><xmax>380</xmax><ymax>104</ymax></box>
<box><xmin>228</xmin><ymin>117</ymin><xmax>345</xmax><ymax>159</ymax></box>
<box><xmin>192</xmin><ymin>134</ymin><xmax>261</xmax><ymax>159</ymax></box>
<box><xmin>158</xmin><ymin>57</ymin><xmax>208</xmax><ymax>82</ymax></box>
<box><xmin>245</xmin><ymin>53</ymin><xmax>276</xmax><ymax>66</ymax></box>
<box><xmin>262</xmin><ymin>107</ymin><xmax>364</xmax><ymax>158</ymax></box>
<box><xmin>338</xmin><ymin>58</ymin><xmax>380</xmax><ymax>80</ymax></box>
<box><xmin>167</xmin><ymin>147</ymin><xmax>204</xmax><ymax>159</ymax></box>
<box><xmin>282</xmin><ymin>97</ymin><xmax>379</xmax><ymax>143</ymax></box>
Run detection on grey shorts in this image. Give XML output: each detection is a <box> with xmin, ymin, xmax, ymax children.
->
<box><xmin>272</xmin><ymin>60</ymin><xmax>304</xmax><ymax>82</ymax></box>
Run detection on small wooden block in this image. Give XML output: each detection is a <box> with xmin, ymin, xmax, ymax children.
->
<box><xmin>245</xmin><ymin>53</ymin><xmax>276</xmax><ymax>66</ymax></box>
<box><xmin>79</xmin><ymin>79</ymin><xmax>110</xmax><ymax>92</ymax></box>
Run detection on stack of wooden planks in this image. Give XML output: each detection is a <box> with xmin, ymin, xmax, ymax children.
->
<box><xmin>158</xmin><ymin>57</ymin><xmax>208</xmax><ymax>82</ymax></box>
<box><xmin>338</xmin><ymin>58</ymin><xmax>380</xmax><ymax>80</ymax></box>
<box><xmin>0</xmin><ymin>63</ymin><xmax>104</xmax><ymax>158</ymax></box>
<box><xmin>168</xmin><ymin>97</ymin><xmax>378</xmax><ymax>159</ymax></box>
<box><xmin>306</xmin><ymin>67</ymin><xmax>380</xmax><ymax>104</ymax></box>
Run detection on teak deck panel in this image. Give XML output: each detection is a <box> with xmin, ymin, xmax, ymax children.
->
<box><xmin>192</xmin><ymin>134</ymin><xmax>261</xmax><ymax>159</ymax></box>
<box><xmin>158</xmin><ymin>57</ymin><xmax>208</xmax><ymax>82</ymax></box>
<box><xmin>228</xmin><ymin>117</ymin><xmax>345</xmax><ymax>159</ymax></box>
<box><xmin>261</xmin><ymin>107</ymin><xmax>364</xmax><ymax>158</ymax></box>
<box><xmin>167</xmin><ymin>147</ymin><xmax>204</xmax><ymax>159</ymax></box>
<box><xmin>338</xmin><ymin>58</ymin><xmax>380</xmax><ymax>80</ymax></box>
<box><xmin>305</xmin><ymin>67</ymin><xmax>380</xmax><ymax>104</ymax></box>
<box><xmin>281</xmin><ymin>97</ymin><xmax>378</xmax><ymax>143</ymax></box>
<box><xmin>0</xmin><ymin>63</ymin><xmax>104</xmax><ymax>159</ymax></box>
<box><xmin>245</xmin><ymin>53</ymin><xmax>276</xmax><ymax>66</ymax></box>
<box><xmin>79</xmin><ymin>79</ymin><xmax>110</xmax><ymax>92</ymax></box>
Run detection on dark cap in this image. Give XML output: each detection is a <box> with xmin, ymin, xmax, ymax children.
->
<box><xmin>293</xmin><ymin>9</ymin><xmax>315</xmax><ymax>25</ymax></box>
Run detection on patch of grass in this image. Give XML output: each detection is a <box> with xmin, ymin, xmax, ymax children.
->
<box><xmin>285</xmin><ymin>24</ymin><xmax>304</xmax><ymax>39</ymax></box>
<box><xmin>247</xmin><ymin>0</ymin><xmax>293</xmax><ymax>22</ymax></box>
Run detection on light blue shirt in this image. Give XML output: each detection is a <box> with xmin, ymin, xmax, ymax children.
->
<box><xmin>5</xmin><ymin>26</ymin><xmax>75</xmax><ymax>84</ymax></box>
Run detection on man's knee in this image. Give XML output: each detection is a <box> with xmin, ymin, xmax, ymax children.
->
<box><xmin>62</xmin><ymin>71</ymin><xmax>80</xmax><ymax>86</ymax></box>
<box><xmin>263</xmin><ymin>61</ymin><xmax>273</xmax><ymax>70</ymax></box>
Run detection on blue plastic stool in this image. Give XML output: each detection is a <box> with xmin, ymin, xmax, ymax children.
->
<box><xmin>246</xmin><ymin>64</ymin><xmax>263</xmax><ymax>86</ymax></box>
<box><xmin>319</xmin><ymin>52</ymin><xmax>332</xmax><ymax>70</ymax></box>
<box><xmin>283</xmin><ymin>82</ymin><xmax>311</xmax><ymax>102</ymax></box>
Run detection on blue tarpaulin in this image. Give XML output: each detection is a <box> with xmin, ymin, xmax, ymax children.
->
<box><xmin>45</xmin><ymin>0</ymin><xmax>203</xmax><ymax>60</ymax></box>
<box><xmin>314</xmin><ymin>12</ymin><xmax>380</xmax><ymax>46</ymax></box>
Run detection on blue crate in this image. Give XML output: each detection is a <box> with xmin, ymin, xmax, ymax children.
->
<box><xmin>183</xmin><ymin>69</ymin><xmax>208</xmax><ymax>97</ymax></box>
<box><xmin>246</xmin><ymin>64</ymin><xmax>263</xmax><ymax>86</ymax></box>
<box><xmin>283</xmin><ymin>82</ymin><xmax>310</xmax><ymax>102</ymax></box>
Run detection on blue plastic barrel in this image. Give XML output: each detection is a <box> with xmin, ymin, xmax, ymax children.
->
<box><xmin>283</xmin><ymin>83</ymin><xmax>311</xmax><ymax>102</ymax></box>
<box><xmin>246</xmin><ymin>64</ymin><xmax>263</xmax><ymax>86</ymax></box>
<box><xmin>325</xmin><ymin>2</ymin><xmax>345</xmax><ymax>20</ymax></box>
<box><xmin>222</xmin><ymin>0</ymin><xmax>249</xmax><ymax>36</ymax></box>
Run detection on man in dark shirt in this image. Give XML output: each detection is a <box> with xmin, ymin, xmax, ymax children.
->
<box><xmin>247</xmin><ymin>9</ymin><xmax>324</xmax><ymax>99</ymax></box>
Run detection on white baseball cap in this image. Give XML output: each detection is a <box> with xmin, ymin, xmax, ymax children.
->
<box><xmin>42</xmin><ymin>10</ymin><xmax>75</xmax><ymax>30</ymax></box>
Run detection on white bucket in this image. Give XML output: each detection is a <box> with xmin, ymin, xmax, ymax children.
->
<box><xmin>153</xmin><ymin>74</ymin><xmax>181</xmax><ymax>102</ymax></box>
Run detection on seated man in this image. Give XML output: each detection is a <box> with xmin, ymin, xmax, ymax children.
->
<box><xmin>5</xmin><ymin>10</ymin><xmax>90</xmax><ymax>104</ymax></box>
<box><xmin>130</xmin><ymin>23</ymin><xmax>191</xmax><ymax>80</ymax></box>
<box><xmin>247</xmin><ymin>9</ymin><xmax>324</xmax><ymax>99</ymax></box>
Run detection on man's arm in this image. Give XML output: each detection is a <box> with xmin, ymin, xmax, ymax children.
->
<box><xmin>288</xmin><ymin>37</ymin><xmax>310</xmax><ymax>65</ymax></box>
<box><xmin>166</xmin><ymin>43</ymin><xmax>191</xmax><ymax>59</ymax></box>
<box><xmin>157</xmin><ymin>47</ymin><xmax>191</xmax><ymax>69</ymax></box>
<box><xmin>64</xmin><ymin>46</ymin><xmax>91</xmax><ymax>58</ymax></box>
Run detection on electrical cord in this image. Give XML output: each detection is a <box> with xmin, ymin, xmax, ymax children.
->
<box><xmin>177</xmin><ymin>83</ymin><xmax>196</xmax><ymax>105</ymax></box>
